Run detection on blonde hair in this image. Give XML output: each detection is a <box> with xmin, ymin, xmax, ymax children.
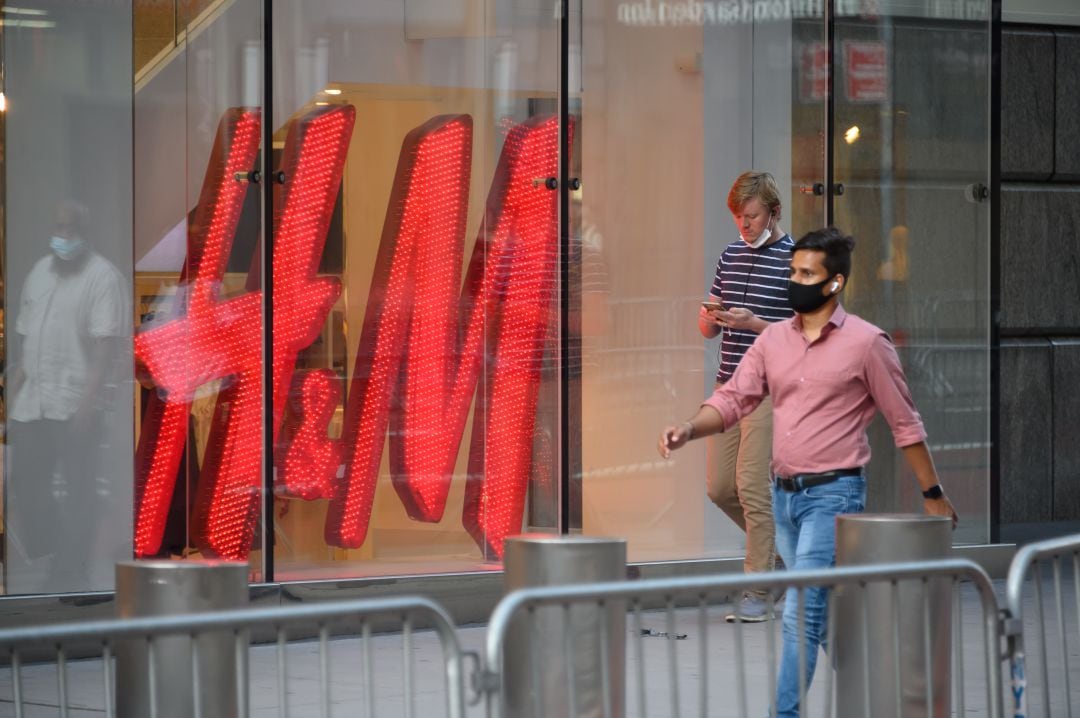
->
<box><xmin>727</xmin><ymin>171</ymin><xmax>781</xmax><ymax>215</ymax></box>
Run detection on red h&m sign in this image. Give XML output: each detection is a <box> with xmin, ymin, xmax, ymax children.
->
<box><xmin>844</xmin><ymin>40</ymin><xmax>887</xmax><ymax>103</ymax></box>
<box><xmin>134</xmin><ymin>106</ymin><xmax>565</xmax><ymax>561</ymax></box>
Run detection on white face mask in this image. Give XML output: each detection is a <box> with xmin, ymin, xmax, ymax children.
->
<box><xmin>740</xmin><ymin>215</ymin><xmax>774</xmax><ymax>249</ymax></box>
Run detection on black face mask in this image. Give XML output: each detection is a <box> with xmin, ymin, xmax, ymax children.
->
<box><xmin>787</xmin><ymin>277</ymin><xmax>834</xmax><ymax>314</ymax></box>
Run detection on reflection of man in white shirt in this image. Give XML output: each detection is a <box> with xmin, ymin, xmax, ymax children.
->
<box><xmin>6</xmin><ymin>199</ymin><xmax>128</xmax><ymax>592</ymax></box>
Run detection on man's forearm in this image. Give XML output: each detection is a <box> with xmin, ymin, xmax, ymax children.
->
<box><xmin>901</xmin><ymin>442</ymin><xmax>941</xmax><ymax>491</ymax></box>
<box><xmin>902</xmin><ymin>440</ymin><xmax>959</xmax><ymax>527</ymax></box>
<box><xmin>684</xmin><ymin>405</ymin><xmax>725</xmax><ymax>440</ymax></box>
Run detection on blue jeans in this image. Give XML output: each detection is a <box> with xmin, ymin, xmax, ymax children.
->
<box><xmin>772</xmin><ymin>474</ymin><xmax>866</xmax><ymax>718</ymax></box>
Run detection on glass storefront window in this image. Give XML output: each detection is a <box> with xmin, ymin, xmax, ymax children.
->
<box><xmin>131</xmin><ymin>0</ymin><xmax>565</xmax><ymax>582</ymax></box>
<box><xmin>268</xmin><ymin>1</ymin><xmax>563</xmax><ymax>580</ymax></box>
<box><xmin>576</xmin><ymin>3</ymin><xmax>830</xmax><ymax>561</ymax></box>
<box><xmin>131</xmin><ymin>0</ymin><xmax>268</xmax><ymax>578</ymax></box>
<box><xmin>0</xmin><ymin>0</ymin><xmax>992</xmax><ymax>596</ymax></box>
<box><xmin>4</xmin><ymin>1</ymin><xmax>135</xmax><ymax>594</ymax></box>
<box><xmin>830</xmin><ymin>5</ymin><xmax>991</xmax><ymax>543</ymax></box>
<box><xmin>577</xmin><ymin>0</ymin><xmax>990</xmax><ymax>560</ymax></box>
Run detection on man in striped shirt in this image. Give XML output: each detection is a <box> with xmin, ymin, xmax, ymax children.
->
<box><xmin>698</xmin><ymin>171</ymin><xmax>795</xmax><ymax>622</ymax></box>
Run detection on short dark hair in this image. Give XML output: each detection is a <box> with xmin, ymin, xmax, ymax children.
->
<box><xmin>793</xmin><ymin>227</ymin><xmax>856</xmax><ymax>280</ymax></box>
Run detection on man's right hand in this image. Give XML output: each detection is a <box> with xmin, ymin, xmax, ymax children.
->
<box><xmin>657</xmin><ymin>423</ymin><xmax>693</xmax><ymax>459</ymax></box>
<box><xmin>699</xmin><ymin>304</ymin><xmax>724</xmax><ymax>326</ymax></box>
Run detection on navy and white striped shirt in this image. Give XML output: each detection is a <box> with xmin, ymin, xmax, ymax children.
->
<box><xmin>709</xmin><ymin>235</ymin><xmax>796</xmax><ymax>383</ymax></box>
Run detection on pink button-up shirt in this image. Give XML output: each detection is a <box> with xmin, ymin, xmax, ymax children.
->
<box><xmin>702</xmin><ymin>304</ymin><xmax>926</xmax><ymax>477</ymax></box>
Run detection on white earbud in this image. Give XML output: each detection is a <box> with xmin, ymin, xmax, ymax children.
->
<box><xmin>831</xmin><ymin>281</ymin><xmax>839</xmax><ymax>292</ymax></box>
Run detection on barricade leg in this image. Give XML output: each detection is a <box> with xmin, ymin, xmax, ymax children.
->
<box><xmin>501</xmin><ymin>535</ymin><xmax>626</xmax><ymax>718</ymax></box>
<box><xmin>833</xmin><ymin>515</ymin><xmax>952</xmax><ymax>717</ymax></box>
<box><xmin>115</xmin><ymin>560</ymin><xmax>248</xmax><ymax>718</ymax></box>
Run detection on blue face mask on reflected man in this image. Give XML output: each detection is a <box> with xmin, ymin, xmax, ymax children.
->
<box><xmin>49</xmin><ymin>235</ymin><xmax>85</xmax><ymax>261</ymax></box>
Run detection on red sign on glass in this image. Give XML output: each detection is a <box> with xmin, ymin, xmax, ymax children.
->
<box><xmin>134</xmin><ymin>106</ymin><xmax>353</xmax><ymax>561</ymax></box>
<box><xmin>800</xmin><ymin>42</ymin><xmax>828</xmax><ymax>103</ymax></box>
<box><xmin>134</xmin><ymin>106</ymin><xmax>565</xmax><ymax>562</ymax></box>
<box><xmin>844</xmin><ymin>41</ymin><xmax>887</xmax><ymax>103</ymax></box>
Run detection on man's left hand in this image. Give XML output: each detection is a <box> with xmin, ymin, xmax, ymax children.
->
<box><xmin>923</xmin><ymin>495</ymin><xmax>959</xmax><ymax>529</ymax></box>
<box><xmin>716</xmin><ymin>307</ymin><xmax>764</xmax><ymax>333</ymax></box>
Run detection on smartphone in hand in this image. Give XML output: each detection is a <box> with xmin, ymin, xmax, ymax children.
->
<box><xmin>702</xmin><ymin>301</ymin><xmax>725</xmax><ymax>313</ymax></box>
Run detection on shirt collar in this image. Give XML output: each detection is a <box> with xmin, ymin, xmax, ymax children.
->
<box><xmin>828</xmin><ymin>302</ymin><xmax>848</xmax><ymax>328</ymax></box>
<box><xmin>790</xmin><ymin>302</ymin><xmax>847</xmax><ymax>333</ymax></box>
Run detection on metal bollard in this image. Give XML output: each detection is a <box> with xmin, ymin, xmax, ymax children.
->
<box><xmin>834</xmin><ymin>514</ymin><xmax>952</xmax><ymax>718</ymax></box>
<box><xmin>115</xmin><ymin>560</ymin><xmax>249</xmax><ymax>718</ymax></box>
<box><xmin>502</xmin><ymin>535</ymin><xmax>627</xmax><ymax>718</ymax></box>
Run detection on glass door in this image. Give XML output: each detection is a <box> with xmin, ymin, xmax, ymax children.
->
<box><xmin>268</xmin><ymin>0</ymin><xmax>563</xmax><ymax>580</ymax></box>
<box><xmin>793</xmin><ymin>10</ymin><xmax>831</xmax><ymax>238</ymax></box>
<box><xmin>131</xmin><ymin>0</ymin><xmax>268</xmax><ymax>575</ymax></box>
<box><xmin>572</xmin><ymin>0</ymin><xmax>991</xmax><ymax>559</ymax></box>
<box><xmin>830</xmin><ymin>0</ymin><xmax>992</xmax><ymax>543</ymax></box>
<box><xmin>573</xmin><ymin>2</ymin><xmax>829</xmax><ymax>561</ymax></box>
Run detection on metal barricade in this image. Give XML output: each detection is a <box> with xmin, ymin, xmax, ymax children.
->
<box><xmin>115</xmin><ymin>560</ymin><xmax>249</xmax><ymax>717</ymax></box>
<box><xmin>834</xmin><ymin>515</ymin><xmax>953</xmax><ymax>717</ymax></box>
<box><xmin>479</xmin><ymin>559</ymin><xmax>1002</xmax><ymax>718</ymax></box>
<box><xmin>502</xmin><ymin>535</ymin><xmax>627</xmax><ymax>718</ymax></box>
<box><xmin>1004</xmin><ymin>534</ymin><xmax>1080</xmax><ymax>718</ymax></box>
<box><xmin>0</xmin><ymin>596</ymin><xmax>466</xmax><ymax>718</ymax></box>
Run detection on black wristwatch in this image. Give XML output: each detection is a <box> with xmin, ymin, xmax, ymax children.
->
<box><xmin>922</xmin><ymin>485</ymin><xmax>944</xmax><ymax>500</ymax></box>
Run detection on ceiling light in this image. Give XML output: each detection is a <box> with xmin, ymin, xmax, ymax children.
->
<box><xmin>844</xmin><ymin>126</ymin><xmax>860</xmax><ymax>144</ymax></box>
<box><xmin>0</xmin><ymin>18</ymin><xmax>55</xmax><ymax>27</ymax></box>
<box><xmin>3</xmin><ymin>7</ymin><xmax>49</xmax><ymax>16</ymax></box>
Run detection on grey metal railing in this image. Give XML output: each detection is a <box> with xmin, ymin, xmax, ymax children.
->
<box><xmin>0</xmin><ymin>595</ymin><xmax>466</xmax><ymax>718</ymax></box>
<box><xmin>479</xmin><ymin>559</ymin><xmax>1002</xmax><ymax>718</ymax></box>
<box><xmin>14</xmin><ymin>545</ymin><xmax>1080</xmax><ymax>717</ymax></box>
<box><xmin>1004</xmin><ymin>534</ymin><xmax>1080</xmax><ymax>718</ymax></box>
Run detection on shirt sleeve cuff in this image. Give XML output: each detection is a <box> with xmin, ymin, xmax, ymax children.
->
<box><xmin>893</xmin><ymin>426</ymin><xmax>928</xmax><ymax>448</ymax></box>
<box><xmin>700</xmin><ymin>396</ymin><xmax>733</xmax><ymax>432</ymax></box>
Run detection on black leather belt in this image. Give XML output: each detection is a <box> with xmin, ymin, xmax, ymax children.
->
<box><xmin>774</xmin><ymin>468</ymin><xmax>863</xmax><ymax>492</ymax></box>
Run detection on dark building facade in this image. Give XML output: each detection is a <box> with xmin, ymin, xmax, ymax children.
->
<box><xmin>1000</xmin><ymin>18</ymin><xmax>1080</xmax><ymax>538</ymax></box>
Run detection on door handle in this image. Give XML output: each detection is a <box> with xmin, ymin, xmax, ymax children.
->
<box><xmin>799</xmin><ymin>183</ymin><xmax>826</xmax><ymax>196</ymax></box>
<box><xmin>964</xmin><ymin>183</ymin><xmax>989</xmax><ymax>203</ymax></box>
<box><xmin>532</xmin><ymin>177</ymin><xmax>581</xmax><ymax>191</ymax></box>
<box><xmin>833</xmin><ymin>183</ymin><xmax>845</xmax><ymax>196</ymax></box>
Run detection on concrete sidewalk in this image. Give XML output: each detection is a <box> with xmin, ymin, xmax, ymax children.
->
<box><xmin>0</xmin><ymin>576</ymin><xmax>1063</xmax><ymax>717</ymax></box>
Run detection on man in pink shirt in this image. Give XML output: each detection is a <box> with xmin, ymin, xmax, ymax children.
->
<box><xmin>657</xmin><ymin>227</ymin><xmax>958</xmax><ymax>717</ymax></box>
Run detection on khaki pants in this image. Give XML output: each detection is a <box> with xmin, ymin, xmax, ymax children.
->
<box><xmin>706</xmin><ymin>390</ymin><xmax>776</xmax><ymax>593</ymax></box>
